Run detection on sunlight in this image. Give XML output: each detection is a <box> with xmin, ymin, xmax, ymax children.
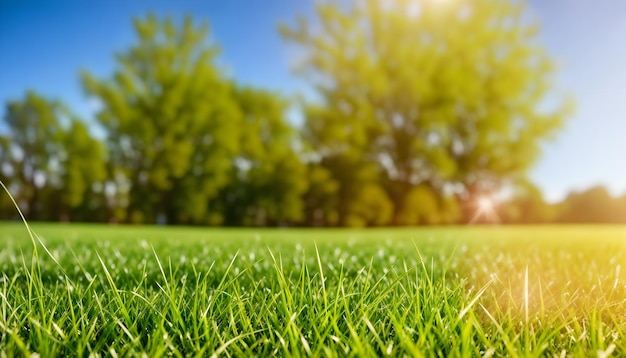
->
<box><xmin>426</xmin><ymin>0</ymin><xmax>456</xmax><ymax>7</ymax></box>
<box><xmin>470</xmin><ymin>195</ymin><xmax>500</xmax><ymax>224</ymax></box>
<box><xmin>478</xmin><ymin>197</ymin><xmax>494</xmax><ymax>212</ymax></box>
<box><xmin>404</xmin><ymin>0</ymin><xmax>455</xmax><ymax>18</ymax></box>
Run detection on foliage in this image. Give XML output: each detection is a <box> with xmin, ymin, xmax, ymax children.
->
<box><xmin>0</xmin><ymin>91</ymin><xmax>62</xmax><ymax>218</ymax></box>
<box><xmin>3</xmin><ymin>11</ymin><xmax>624</xmax><ymax>226</ymax></box>
<box><xmin>557</xmin><ymin>186</ymin><xmax>626</xmax><ymax>223</ymax></box>
<box><xmin>82</xmin><ymin>15</ymin><xmax>242</xmax><ymax>224</ymax></box>
<box><xmin>54</xmin><ymin>120</ymin><xmax>107</xmax><ymax>221</ymax></box>
<box><xmin>500</xmin><ymin>180</ymin><xmax>555</xmax><ymax>224</ymax></box>
<box><xmin>346</xmin><ymin>183</ymin><xmax>394</xmax><ymax>227</ymax></box>
<box><xmin>395</xmin><ymin>184</ymin><xmax>461</xmax><ymax>225</ymax></box>
<box><xmin>318</xmin><ymin>153</ymin><xmax>393</xmax><ymax>227</ymax></box>
<box><xmin>80</xmin><ymin>15</ymin><xmax>308</xmax><ymax>226</ymax></box>
<box><xmin>281</xmin><ymin>0</ymin><xmax>571</xmax><ymax>217</ymax></box>
<box><xmin>0</xmin><ymin>92</ymin><xmax>104</xmax><ymax>221</ymax></box>
<box><xmin>215</xmin><ymin>87</ymin><xmax>308</xmax><ymax>226</ymax></box>
<box><xmin>302</xmin><ymin>164</ymin><xmax>339</xmax><ymax>226</ymax></box>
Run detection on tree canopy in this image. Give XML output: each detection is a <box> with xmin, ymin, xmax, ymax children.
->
<box><xmin>282</xmin><ymin>0</ymin><xmax>571</xmax><ymax>224</ymax></box>
<box><xmin>557</xmin><ymin>186</ymin><xmax>626</xmax><ymax>223</ymax></box>
<box><xmin>214</xmin><ymin>87</ymin><xmax>308</xmax><ymax>226</ymax></box>
<box><xmin>0</xmin><ymin>91</ymin><xmax>105</xmax><ymax>221</ymax></box>
<box><xmin>83</xmin><ymin>15</ymin><xmax>246</xmax><ymax>224</ymax></box>
<box><xmin>81</xmin><ymin>14</ymin><xmax>307</xmax><ymax>225</ymax></box>
<box><xmin>6</xmin><ymin>9</ymin><xmax>622</xmax><ymax>226</ymax></box>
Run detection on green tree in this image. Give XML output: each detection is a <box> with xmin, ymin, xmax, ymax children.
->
<box><xmin>283</xmin><ymin>0</ymin><xmax>570</xmax><ymax>224</ymax></box>
<box><xmin>501</xmin><ymin>180</ymin><xmax>554</xmax><ymax>224</ymax></box>
<box><xmin>216</xmin><ymin>87</ymin><xmax>308</xmax><ymax>226</ymax></box>
<box><xmin>1</xmin><ymin>92</ymin><xmax>65</xmax><ymax>219</ymax></box>
<box><xmin>557</xmin><ymin>186</ymin><xmax>624</xmax><ymax>223</ymax></box>
<box><xmin>302</xmin><ymin>164</ymin><xmax>339</xmax><ymax>226</ymax></box>
<box><xmin>346</xmin><ymin>183</ymin><xmax>394</xmax><ymax>227</ymax></box>
<box><xmin>54</xmin><ymin>120</ymin><xmax>107</xmax><ymax>221</ymax></box>
<box><xmin>319</xmin><ymin>153</ymin><xmax>393</xmax><ymax>227</ymax></box>
<box><xmin>0</xmin><ymin>91</ymin><xmax>105</xmax><ymax>221</ymax></box>
<box><xmin>83</xmin><ymin>15</ymin><xmax>241</xmax><ymax>224</ymax></box>
<box><xmin>394</xmin><ymin>183</ymin><xmax>461</xmax><ymax>225</ymax></box>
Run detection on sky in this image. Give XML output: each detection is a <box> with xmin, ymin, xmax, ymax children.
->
<box><xmin>0</xmin><ymin>0</ymin><xmax>624</xmax><ymax>202</ymax></box>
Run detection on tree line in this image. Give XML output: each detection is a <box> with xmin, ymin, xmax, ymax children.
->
<box><xmin>1</xmin><ymin>1</ymin><xmax>624</xmax><ymax>226</ymax></box>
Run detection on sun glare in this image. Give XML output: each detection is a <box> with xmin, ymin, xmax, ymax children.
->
<box><xmin>478</xmin><ymin>197</ymin><xmax>494</xmax><ymax>212</ymax></box>
<box><xmin>470</xmin><ymin>196</ymin><xmax>500</xmax><ymax>224</ymax></box>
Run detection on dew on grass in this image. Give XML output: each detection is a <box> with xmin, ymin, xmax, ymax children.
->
<box><xmin>2</xmin><ymin>225</ymin><xmax>626</xmax><ymax>356</ymax></box>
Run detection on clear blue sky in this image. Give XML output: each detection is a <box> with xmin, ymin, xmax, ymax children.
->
<box><xmin>1</xmin><ymin>0</ymin><xmax>624</xmax><ymax>202</ymax></box>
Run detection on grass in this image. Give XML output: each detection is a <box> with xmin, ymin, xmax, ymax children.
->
<box><xmin>0</xmin><ymin>222</ymin><xmax>625</xmax><ymax>357</ymax></box>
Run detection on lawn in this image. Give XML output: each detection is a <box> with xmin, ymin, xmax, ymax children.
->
<box><xmin>0</xmin><ymin>223</ymin><xmax>625</xmax><ymax>357</ymax></box>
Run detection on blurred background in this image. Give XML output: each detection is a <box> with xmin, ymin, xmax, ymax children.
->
<box><xmin>0</xmin><ymin>0</ymin><xmax>624</xmax><ymax>226</ymax></box>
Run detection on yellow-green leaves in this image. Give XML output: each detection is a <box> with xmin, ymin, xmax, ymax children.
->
<box><xmin>0</xmin><ymin>92</ymin><xmax>105</xmax><ymax>221</ymax></box>
<box><xmin>283</xmin><ymin>0</ymin><xmax>570</xmax><ymax>224</ymax></box>
<box><xmin>83</xmin><ymin>15</ymin><xmax>242</xmax><ymax>224</ymax></box>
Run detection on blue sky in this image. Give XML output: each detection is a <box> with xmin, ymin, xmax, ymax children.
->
<box><xmin>0</xmin><ymin>0</ymin><xmax>624</xmax><ymax>202</ymax></box>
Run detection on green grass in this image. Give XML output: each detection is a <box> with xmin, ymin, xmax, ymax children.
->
<box><xmin>0</xmin><ymin>223</ymin><xmax>625</xmax><ymax>357</ymax></box>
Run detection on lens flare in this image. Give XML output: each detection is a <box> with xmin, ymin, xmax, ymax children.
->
<box><xmin>478</xmin><ymin>197</ymin><xmax>494</xmax><ymax>212</ymax></box>
<box><xmin>470</xmin><ymin>196</ymin><xmax>500</xmax><ymax>224</ymax></box>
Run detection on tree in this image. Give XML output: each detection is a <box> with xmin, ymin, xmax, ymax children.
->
<box><xmin>500</xmin><ymin>180</ymin><xmax>554</xmax><ymax>224</ymax></box>
<box><xmin>215</xmin><ymin>87</ymin><xmax>308</xmax><ymax>226</ymax></box>
<box><xmin>1</xmin><ymin>92</ymin><xmax>65</xmax><ymax>219</ymax></box>
<box><xmin>319</xmin><ymin>152</ymin><xmax>393</xmax><ymax>227</ymax></box>
<box><xmin>619</xmin><ymin>194</ymin><xmax>626</xmax><ymax>223</ymax></box>
<box><xmin>83</xmin><ymin>15</ymin><xmax>242</xmax><ymax>224</ymax></box>
<box><xmin>53</xmin><ymin>120</ymin><xmax>106</xmax><ymax>221</ymax></box>
<box><xmin>282</xmin><ymin>0</ymin><xmax>570</xmax><ymax>223</ymax></box>
<box><xmin>0</xmin><ymin>91</ymin><xmax>105</xmax><ymax>221</ymax></box>
<box><xmin>394</xmin><ymin>183</ymin><xmax>461</xmax><ymax>225</ymax></box>
<box><xmin>557</xmin><ymin>186</ymin><xmax>624</xmax><ymax>223</ymax></box>
<box><xmin>302</xmin><ymin>164</ymin><xmax>339</xmax><ymax>226</ymax></box>
<box><xmin>347</xmin><ymin>183</ymin><xmax>394</xmax><ymax>227</ymax></box>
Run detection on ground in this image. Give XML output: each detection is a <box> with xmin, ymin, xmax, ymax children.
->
<box><xmin>1</xmin><ymin>223</ymin><xmax>625</xmax><ymax>356</ymax></box>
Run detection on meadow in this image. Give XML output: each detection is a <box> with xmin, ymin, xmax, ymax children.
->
<box><xmin>0</xmin><ymin>223</ymin><xmax>625</xmax><ymax>357</ymax></box>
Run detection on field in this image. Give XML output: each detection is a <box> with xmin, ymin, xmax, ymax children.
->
<box><xmin>0</xmin><ymin>223</ymin><xmax>625</xmax><ymax>357</ymax></box>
